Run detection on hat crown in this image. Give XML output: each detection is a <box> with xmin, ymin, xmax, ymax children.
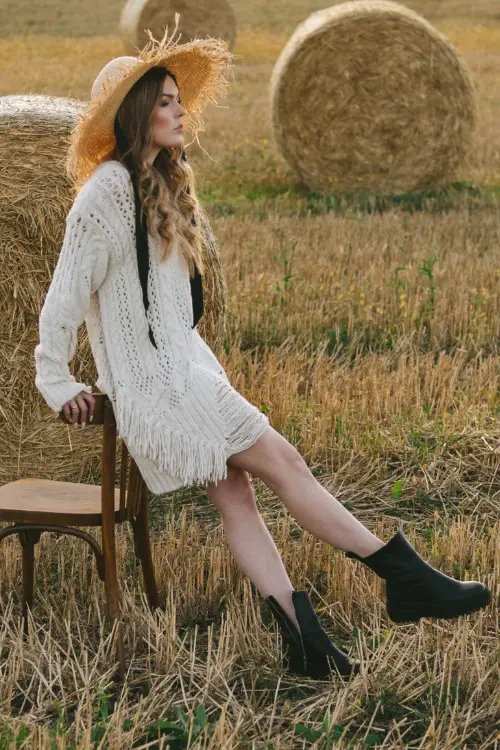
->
<box><xmin>91</xmin><ymin>56</ymin><xmax>139</xmax><ymax>100</ymax></box>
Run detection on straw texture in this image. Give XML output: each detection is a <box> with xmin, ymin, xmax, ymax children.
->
<box><xmin>269</xmin><ymin>0</ymin><xmax>477</xmax><ymax>194</ymax></box>
<box><xmin>120</xmin><ymin>0</ymin><xmax>237</xmax><ymax>55</ymax></box>
<box><xmin>0</xmin><ymin>94</ymin><xmax>227</xmax><ymax>489</ymax></box>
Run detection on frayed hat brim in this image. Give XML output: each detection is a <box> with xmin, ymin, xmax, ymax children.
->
<box><xmin>66</xmin><ymin>18</ymin><xmax>234</xmax><ymax>189</ymax></box>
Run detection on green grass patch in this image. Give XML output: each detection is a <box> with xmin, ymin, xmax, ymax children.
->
<box><xmin>199</xmin><ymin>181</ymin><xmax>500</xmax><ymax>220</ymax></box>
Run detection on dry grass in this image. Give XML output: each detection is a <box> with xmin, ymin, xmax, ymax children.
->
<box><xmin>0</xmin><ymin>516</ymin><xmax>498</xmax><ymax>748</ymax></box>
<box><xmin>0</xmin><ymin>0</ymin><xmax>497</xmax><ymax>38</ymax></box>
<box><xmin>0</xmin><ymin>1</ymin><xmax>499</xmax><ymax>747</ymax></box>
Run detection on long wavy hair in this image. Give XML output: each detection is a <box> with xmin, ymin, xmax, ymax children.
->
<box><xmin>111</xmin><ymin>65</ymin><xmax>205</xmax><ymax>277</ymax></box>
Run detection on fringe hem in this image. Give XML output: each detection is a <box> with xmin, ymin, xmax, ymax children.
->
<box><xmin>114</xmin><ymin>370</ymin><xmax>270</xmax><ymax>488</ymax></box>
<box><xmin>214</xmin><ymin>375</ymin><xmax>270</xmax><ymax>454</ymax></box>
<box><xmin>114</xmin><ymin>390</ymin><xmax>229</xmax><ymax>486</ymax></box>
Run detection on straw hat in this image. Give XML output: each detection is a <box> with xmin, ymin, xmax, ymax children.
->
<box><xmin>67</xmin><ymin>15</ymin><xmax>234</xmax><ymax>189</ymax></box>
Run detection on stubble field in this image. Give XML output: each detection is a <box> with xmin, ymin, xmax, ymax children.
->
<box><xmin>0</xmin><ymin>0</ymin><xmax>498</xmax><ymax>747</ymax></box>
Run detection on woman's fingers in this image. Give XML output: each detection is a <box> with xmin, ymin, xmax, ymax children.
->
<box><xmin>74</xmin><ymin>392</ymin><xmax>96</xmax><ymax>428</ymax></box>
<box><xmin>70</xmin><ymin>398</ymin><xmax>81</xmax><ymax>427</ymax></box>
<box><xmin>61</xmin><ymin>391</ymin><xmax>96</xmax><ymax>428</ymax></box>
<box><xmin>83</xmin><ymin>392</ymin><xmax>96</xmax><ymax>423</ymax></box>
<box><xmin>75</xmin><ymin>393</ymin><xmax>88</xmax><ymax>426</ymax></box>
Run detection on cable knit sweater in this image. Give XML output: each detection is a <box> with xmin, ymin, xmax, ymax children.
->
<box><xmin>34</xmin><ymin>160</ymin><xmax>269</xmax><ymax>494</ymax></box>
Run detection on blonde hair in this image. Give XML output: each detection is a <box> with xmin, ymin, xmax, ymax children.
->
<box><xmin>111</xmin><ymin>66</ymin><xmax>205</xmax><ymax>277</ymax></box>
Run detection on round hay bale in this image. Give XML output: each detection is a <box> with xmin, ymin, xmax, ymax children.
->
<box><xmin>0</xmin><ymin>94</ymin><xmax>226</xmax><ymax>487</ymax></box>
<box><xmin>0</xmin><ymin>95</ymin><xmax>83</xmax><ymax>242</ymax></box>
<box><xmin>0</xmin><ymin>95</ymin><xmax>83</xmax><ymax>340</ymax></box>
<box><xmin>120</xmin><ymin>0</ymin><xmax>237</xmax><ymax>55</ymax></box>
<box><xmin>269</xmin><ymin>0</ymin><xmax>477</xmax><ymax>194</ymax></box>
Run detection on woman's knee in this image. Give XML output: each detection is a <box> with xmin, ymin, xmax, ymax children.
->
<box><xmin>205</xmin><ymin>465</ymin><xmax>258</xmax><ymax>516</ymax></box>
<box><xmin>227</xmin><ymin>425</ymin><xmax>309</xmax><ymax>489</ymax></box>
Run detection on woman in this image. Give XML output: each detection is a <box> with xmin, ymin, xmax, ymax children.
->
<box><xmin>34</xmin><ymin>28</ymin><xmax>491</xmax><ymax>680</ymax></box>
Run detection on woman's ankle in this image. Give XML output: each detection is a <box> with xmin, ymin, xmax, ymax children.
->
<box><xmin>348</xmin><ymin>533</ymin><xmax>386</xmax><ymax>558</ymax></box>
<box><xmin>269</xmin><ymin>589</ymin><xmax>301</xmax><ymax>633</ymax></box>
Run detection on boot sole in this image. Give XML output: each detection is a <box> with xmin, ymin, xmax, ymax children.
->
<box><xmin>388</xmin><ymin>588</ymin><xmax>492</xmax><ymax>623</ymax></box>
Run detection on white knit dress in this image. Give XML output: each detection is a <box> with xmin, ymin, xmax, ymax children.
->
<box><xmin>34</xmin><ymin>160</ymin><xmax>270</xmax><ymax>494</ymax></box>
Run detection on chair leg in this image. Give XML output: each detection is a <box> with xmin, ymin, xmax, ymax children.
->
<box><xmin>132</xmin><ymin>491</ymin><xmax>161</xmax><ymax>611</ymax></box>
<box><xmin>18</xmin><ymin>529</ymin><xmax>42</xmax><ymax>636</ymax></box>
<box><xmin>101</xmin><ymin>515</ymin><xmax>126</xmax><ymax>681</ymax></box>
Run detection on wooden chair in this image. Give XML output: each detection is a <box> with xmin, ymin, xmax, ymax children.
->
<box><xmin>0</xmin><ymin>392</ymin><xmax>162</xmax><ymax>681</ymax></box>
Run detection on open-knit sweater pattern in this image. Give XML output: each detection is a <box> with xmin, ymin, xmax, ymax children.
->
<box><xmin>34</xmin><ymin>160</ymin><xmax>269</xmax><ymax>493</ymax></box>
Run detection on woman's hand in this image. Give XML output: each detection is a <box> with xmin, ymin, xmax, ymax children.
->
<box><xmin>62</xmin><ymin>390</ymin><xmax>96</xmax><ymax>428</ymax></box>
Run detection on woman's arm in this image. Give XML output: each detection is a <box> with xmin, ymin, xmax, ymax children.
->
<box><xmin>34</xmin><ymin>205</ymin><xmax>110</xmax><ymax>414</ymax></box>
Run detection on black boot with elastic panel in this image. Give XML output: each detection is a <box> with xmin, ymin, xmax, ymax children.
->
<box><xmin>346</xmin><ymin>529</ymin><xmax>492</xmax><ymax>624</ymax></box>
<box><xmin>267</xmin><ymin>590</ymin><xmax>360</xmax><ymax>679</ymax></box>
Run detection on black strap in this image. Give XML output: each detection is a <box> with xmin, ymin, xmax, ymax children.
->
<box><xmin>131</xmin><ymin>169</ymin><xmax>157</xmax><ymax>348</ymax></box>
<box><xmin>190</xmin><ymin>257</ymin><xmax>204</xmax><ymax>327</ymax></box>
<box><xmin>130</xmin><ymin>170</ymin><xmax>203</xmax><ymax>350</ymax></box>
<box><xmin>186</xmin><ymin>181</ymin><xmax>204</xmax><ymax>328</ymax></box>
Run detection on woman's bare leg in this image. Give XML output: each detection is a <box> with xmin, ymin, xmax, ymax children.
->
<box><xmin>205</xmin><ymin>465</ymin><xmax>301</xmax><ymax>631</ymax></box>
<box><xmin>226</xmin><ymin>425</ymin><xmax>386</xmax><ymax>558</ymax></box>
<box><xmin>205</xmin><ymin>424</ymin><xmax>385</xmax><ymax>630</ymax></box>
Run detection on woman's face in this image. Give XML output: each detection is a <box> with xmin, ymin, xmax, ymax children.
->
<box><xmin>150</xmin><ymin>74</ymin><xmax>186</xmax><ymax>150</ymax></box>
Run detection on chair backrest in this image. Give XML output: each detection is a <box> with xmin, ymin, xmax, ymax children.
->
<box><xmin>58</xmin><ymin>392</ymin><xmax>147</xmax><ymax>522</ymax></box>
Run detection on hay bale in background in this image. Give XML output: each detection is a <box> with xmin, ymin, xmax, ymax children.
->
<box><xmin>0</xmin><ymin>94</ymin><xmax>226</xmax><ymax>487</ymax></box>
<box><xmin>269</xmin><ymin>0</ymin><xmax>477</xmax><ymax>195</ymax></box>
<box><xmin>120</xmin><ymin>0</ymin><xmax>237</xmax><ymax>54</ymax></box>
<box><xmin>0</xmin><ymin>95</ymin><xmax>82</xmax><ymax>336</ymax></box>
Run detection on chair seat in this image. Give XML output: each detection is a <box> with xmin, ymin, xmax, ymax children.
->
<box><xmin>0</xmin><ymin>478</ymin><xmax>122</xmax><ymax>526</ymax></box>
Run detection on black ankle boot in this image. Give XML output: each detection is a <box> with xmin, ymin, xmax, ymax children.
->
<box><xmin>346</xmin><ymin>529</ymin><xmax>492</xmax><ymax>623</ymax></box>
<box><xmin>267</xmin><ymin>591</ymin><xmax>360</xmax><ymax>679</ymax></box>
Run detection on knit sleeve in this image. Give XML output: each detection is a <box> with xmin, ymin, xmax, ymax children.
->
<box><xmin>34</xmin><ymin>206</ymin><xmax>110</xmax><ymax>415</ymax></box>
